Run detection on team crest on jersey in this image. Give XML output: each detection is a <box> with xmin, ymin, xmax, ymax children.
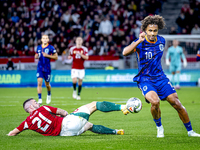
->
<box><xmin>74</xmin><ymin>51</ymin><xmax>76</xmax><ymax>54</ymax></box>
<box><xmin>159</xmin><ymin>44</ymin><xmax>164</xmax><ymax>51</ymax></box>
<box><xmin>143</xmin><ymin>86</ymin><xmax>147</xmax><ymax>91</ymax></box>
<box><xmin>45</xmin><ymin>48</ymin><xmax>49</xmax><ymax>53</ymax></box>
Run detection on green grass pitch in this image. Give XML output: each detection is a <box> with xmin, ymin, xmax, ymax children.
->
<box><xmin>0</xmin><ymin>87</ymin><xmax>200</xmax><ymax>150</ymax></box>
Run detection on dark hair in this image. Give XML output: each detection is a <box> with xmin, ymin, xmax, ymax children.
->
<box><xmin>23</xmin><ymin>98</ymin><xmax>33</xmax><ymax>109</ymax></box>
<box><xmin>141</xmin><ymin>15</ymin><xmax>166</xmax><ymax>31</ymax></box>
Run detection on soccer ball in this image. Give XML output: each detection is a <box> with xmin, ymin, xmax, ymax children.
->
<box><xmin>126</xmin><ymin>97</ymin><xmax>142</xmax><ymax>113</ymax></box>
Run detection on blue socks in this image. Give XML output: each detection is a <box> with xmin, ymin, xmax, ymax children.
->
<box><xmin>38</xmin><ymin>93</ymin><xmax>41</xmax><ymax>99</ymax></box>
<box><xmin>154</xmin><ymin>117</ymin><xmax>162</xmax><ymax>127</ymax></box>
<box><xmin>154</xmin><ymin>118</ymin><xmax>193</xmax><ymax>132</ymax></box>
<box><xmin>184</xmin><ymin>121</ymin><xmax>192</xmax><ymax>131</ymax></box>
<box><xmin>48</xmin><ymin>91</ymin><xmax>51</xmax><ymax>96</ymax></box>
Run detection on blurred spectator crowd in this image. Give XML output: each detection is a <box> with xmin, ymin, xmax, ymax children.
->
<box><xmin>172</xmin><ymin>0</ymin><xmax>200</xmax><ymax>35</ymax></box>
<box><xmin>169</xmin><ymin>0</ymin><xmax>200</xmax><ymax>55</ymax></box>
<box><xmin>0</xmin><ymin>0</ymin><xmax>166</xmax><ymax>58</ymax></box>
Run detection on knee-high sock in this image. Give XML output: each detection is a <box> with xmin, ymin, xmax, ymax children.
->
<box><xmin>172</xmin><ymin>74</ymin><xmax>175</xmax><ymax>86</ymax></box>
<box><xmin>91</xmin><ymin>125</ymin><xmax>116</xmax><ymax>134</ymax></box>
<box><xmin>153</xmin><ymin>117</ymin><xmax>162</xmax><ymax>127</ymax></box>
<box><xmin>184</xmin><ymin>121</ymin><xmax>193</xmax><ymax>131</ymax></box>
<box><xmin>176</xmin><ymin>73</ymin><xmax>180</xmax><ymax>86</ymax></box>
<box><xmin>96</xmin><ymin>101</ymin><xmax>121</xmax><ymax>112</ymax></box>
<box><xmin>78</xmin><ymin>85</ymin><xmax>82</xmax><ymax>96</ymax></box>
<box><xmin>73</xmin><ymin>83</ymin><xmax>76</xmax><ymax>91</ymax></box>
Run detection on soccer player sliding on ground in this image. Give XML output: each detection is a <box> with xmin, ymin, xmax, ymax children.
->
<box><xmin>7</xmin><ymin>98</ymin><xmax>134</xmax><ymax>136</ymax></box>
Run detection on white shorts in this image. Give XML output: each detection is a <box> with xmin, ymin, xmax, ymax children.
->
<box><xmin>71</xmin><ymin>69</ymin><xmax>85</xmax><ymax>79</ymax></box>
<box><xmin>60</xmin><ymin>106</ymin><xmax>90</xmax><ymax>136</ymax></box>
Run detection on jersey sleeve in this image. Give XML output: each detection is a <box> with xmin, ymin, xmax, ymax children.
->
<box><xmin>197</xmin><ymin>49</ymin><xmax>200</xmax><ymax>61</ymax></box>
<box><xmin>83</xmin><ymin>47</ymin><xmax>88</xmax><ymax>56</ymax></box>
<box><xmin>42</xmin><ymin>105</ymin><xmax>58</xmax><ymax>114</ymax></box>
<box><xmin>51</xmin><ymin>45</ymin><xmax>57</xmax><ymax>54</ymax></box>
<box><xmin>17</xmin><ymin>121</ymin><xmax>29</xmax><ymax>132</ymax></box>
<box><xmin>130</xmin><ymin>39</ymin><xmax>139</xmax><ymax>52</ymax></box>
<box><xmin>36</xmin><ymin>46</ymin><xmax>39</xmax><ymax>54</ymax></box>
<box><xmin>69</xmin><ymin>47</ymin><xmax>73</xmax><ymax>56</ymax></box>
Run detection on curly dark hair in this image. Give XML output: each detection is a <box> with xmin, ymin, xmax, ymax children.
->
<box><xmin>141</xmin><ymin>15</ymin><xmax>166</xmax><ymax>31</ymax></box>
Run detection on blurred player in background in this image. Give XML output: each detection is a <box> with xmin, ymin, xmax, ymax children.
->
<box><xmin>166</xmin><ymin>39</ymin><xmax>187</xmax><ymax>89</ymax></box>
<box><xmin>7</xmin><ymin>98</ymin><xmax>128</xmax><ymax>136</ymax></box>
<box><xmin>196</xmin><ymin>48</ymin><xmax>200</xmax><ymax>61</ymax></box>
<box><xmin>123</xmin><ymin>15</ymin><xmax>200</xmax><ymax>138</ymax></box>
<box><xmin>68</xmin><ymin>37</ymin><xmax>89</xmax><ymax>100</ymax></box>
<box><xmin>35</xmin><ymin>35</ymin><xmax>58</xmax><ymax>104</ymax></box>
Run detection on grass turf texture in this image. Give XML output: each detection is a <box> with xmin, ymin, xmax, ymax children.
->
<box><xmin>0</xmin><ymin>87</ymin><xmax>200</xmax><ymax>150</ymax></box>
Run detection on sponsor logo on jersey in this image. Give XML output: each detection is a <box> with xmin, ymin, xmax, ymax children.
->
<box><xmin>159</xmin><ymin>44</ymin><xmax>164</xmax><ymax>51</ymax></box>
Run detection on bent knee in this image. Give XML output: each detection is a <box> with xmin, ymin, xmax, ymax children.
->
<box><xmin>151</xmin><ymin>99</ymin><xmax>160</xmax><ymax>107</ymax></box>
<box><xmin>146</xmin><ymin>97</ymin><xmax>160</xmax><ymax>106</ymax></box>
<box><xmin>45</xmin><ymin>82</ymin><xmax>51</xmax><ymax>86</ymax></box>
<box><xmin>85</xmin><ymin>122</ymin><xmax>93</xmax><ymax>131</ymax></box>
<box><xmin>91</xmin><ymin>101</ymin><xmax>97</xmax><ymax>105</ymax></box>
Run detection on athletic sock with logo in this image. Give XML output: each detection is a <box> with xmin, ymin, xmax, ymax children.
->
<box><xmin>154</xmin><ymin>117</ymin><xmax>162</xmax><ymax>127</ymax></box>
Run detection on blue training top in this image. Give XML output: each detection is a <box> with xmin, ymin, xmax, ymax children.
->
<box><xmin>133</xmin><ymin>35</ymin><xmax>167</xmax><ymax>83</ymax></box>
<box><xmin>36</xmin><ymin>44</ymin><xmax>56</xmax><ymax>73</ymax></box>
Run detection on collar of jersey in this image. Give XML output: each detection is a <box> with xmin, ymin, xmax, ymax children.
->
<box><xmin>145</xmin><ymin>35</ymin><xmax>157</xmax><ymax>44</ymax></box>
<box><xmin>42</xmin><ymin>44</ymin><xmax>49</xmax><ymax>48</ymax></box>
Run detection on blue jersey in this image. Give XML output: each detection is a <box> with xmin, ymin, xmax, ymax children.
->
<box><xmin>36</xmin><ymin>44</ymin><xmax>56</xmax><ymax>72</ymax></box>
<box><xmin>133</xmin><ymin>35</ymin><xmax>167</xmax><ymax>82</ymax></box>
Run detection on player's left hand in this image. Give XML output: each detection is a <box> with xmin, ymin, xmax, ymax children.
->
<box><xmin>42</xmin><ymin>52</ymin><xmax>48</xmax><ymax>57</ymax></box>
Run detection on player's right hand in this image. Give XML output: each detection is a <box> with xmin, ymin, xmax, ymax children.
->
<box><xmin>139</xmin><ymin>32</ymin><xmax>146</xmax><ymax>43</ymax></box>
<box><xmin>68</xmin><ymin>56</ymin><xmax>72</xmax><ymax>59</ymax></box>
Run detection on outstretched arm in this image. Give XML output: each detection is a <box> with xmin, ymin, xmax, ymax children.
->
<box><xmin>7</xmin><ymin>128</ymin><xmax>21</xmax><ymax>136</ymax></box>
<box><xmin>123</xmin><ymin>32</ymin><xmax>146</xmax><ymax>56</ymax></box>
<box><xmin>56</xmin><ymin>108</ymin><xmax>68</xmax><ymax>117</ymax></box>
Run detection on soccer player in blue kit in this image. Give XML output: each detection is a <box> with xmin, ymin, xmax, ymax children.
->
<box><xmin>35</xmin><ymin>34</ymin><xmax>58</xmax><ymax>104</ymax></box>
<box><xmin>123</xmin><ymin>15</ymin><xmax>200</xmax><ymax>137</ymax></box>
